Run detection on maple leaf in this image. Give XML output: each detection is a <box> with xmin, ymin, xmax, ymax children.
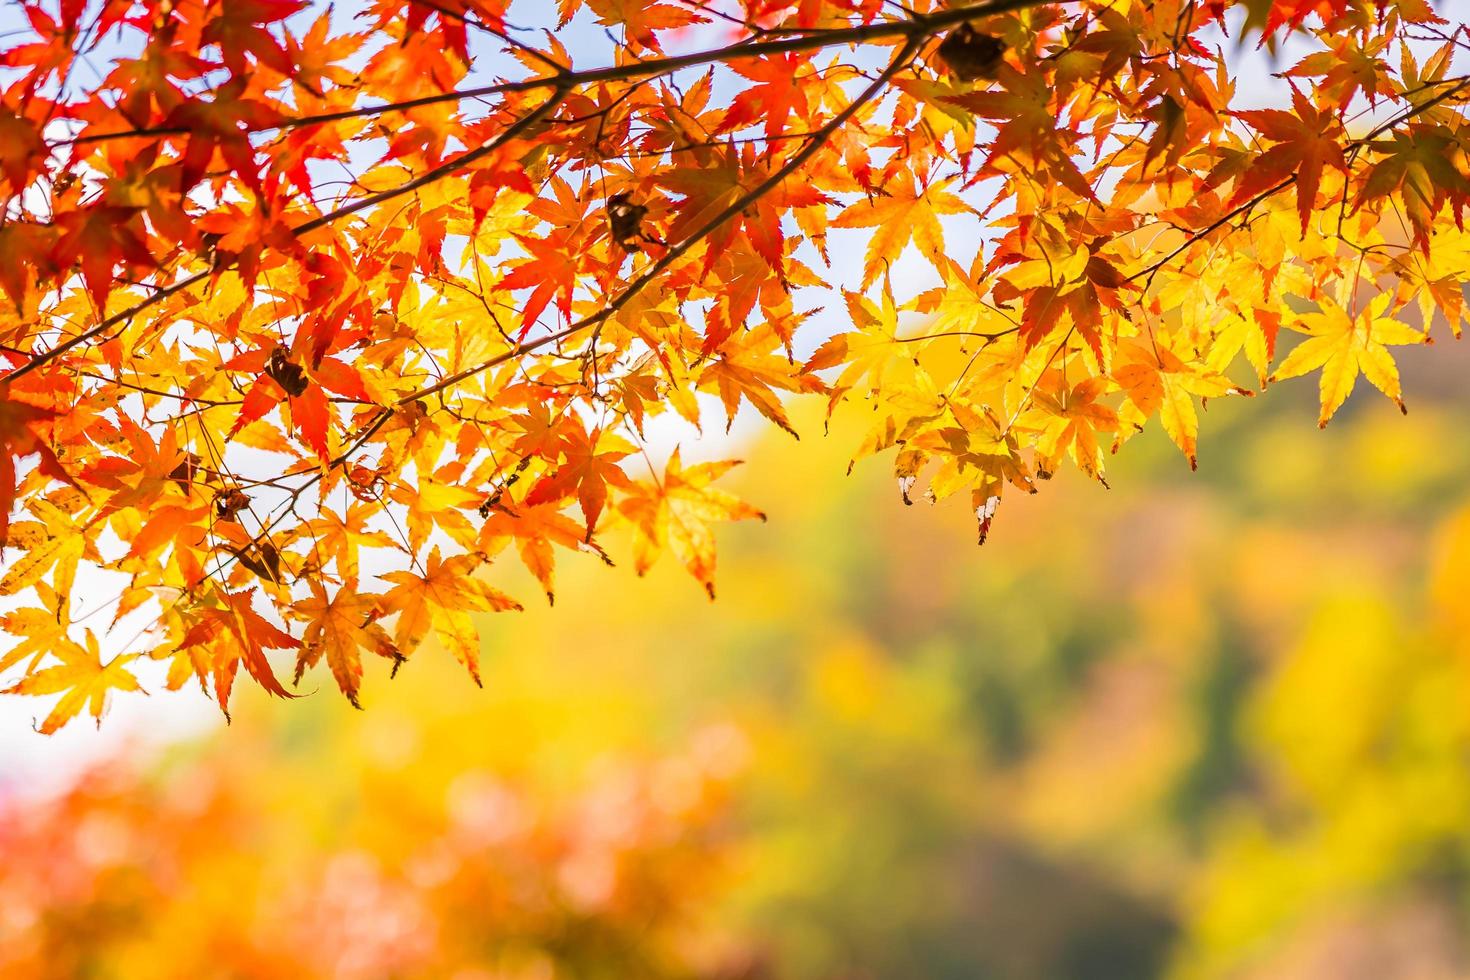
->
<box><xmin>1269</xmin><ymin>293</ymin><xmax>1426</xmax><ymax>427</ymax></box>
<box><xmin>720</xmin><ymin>54</ymin><xmax>812</xmax><ymax>138</ymax></box>
<box><xmin>467</xmin><ymin>153</ymin><xmax>536</xmax><ymax>232</ymax></box>
<box><xmin>0</xmin><ymin>107</ymin><xmax>45</xmax><ymax>191</ymax></box>
<box><xmin>0</xmin><ymin>219</ymin><xmax>53</xmax><ymax>309</ymax></box>
<box><xmin>0</xmin><ymin>385</ymin><xmax>72</xmax><ymax>547</ymax></box>
<box><xmin>524</xmin><ymin>426</ymin><xmax>635</xmax><ymax>539</ymax></box>
<box><xmin>201</xmin><ymin>0</ymin><xmax>306</xmax><ymax>77</ymax></box>
<box><xmin>1284</xmin><ymin>34</ymin><xmax>1395</xmax><ymax>109</ymax></box>
<box><xmin>162</xmin><ymin>80</ymin><xmax>285</xmax><ymax>192</ymax></box>
<box><xmin>1246</xmin><ymin>0</ymin><xmax>1353</xmax><ymax>38</ymax></box>
<box><xmin>83</xmin><ymin>416</ymin><xmax>195</xmax><ymax>512</ymax></box>
<box><xmin>292</xmin><ymin>585</ymin><xmax>401</xmax><ymax>708</ymax></box>
<box><xmin>391</xmin><ymin>468</ymin><xmax>481</xmax><ymax>554</ymax></box>
<box><xmin>949</xmin><ymin>65</ymin><xmax>1096</xmax><ymax>201</ymax></box>
<box><xmin>50</xmin><ymin>204</ymin><xmax>154</xmax><ymax>309</ymax></box>
<box><xmin>380</xmin><ymin>548</ymin><xmax>521</xmax><ymax>684</ymax></box>
<box><xmin>0</xmin><ymin>495</ymin><xmax>97</xmax><ymax>598</ymax></box>
<box><xmin>479</xmin><ymin>501</ymin><xmax>613</xmax><ymax>605</ymax></box>
<box><xmin>506</xmin><ymin>401</ymin><xmax>568</xmax><ymax>460</ymax></box>
<box><xmin>228</xmin><ymin>348</ymin><xmax>369</xmax><ymax>458</ymax></box>
<box><xmin>285</xmin><ymin>9</ymin><xmax>364</xmax><ymax>96</ymax></box>
<box><xmin>1355</xmin><ymin>124</ymin><xmax>1470</xmax><ymax>250</ymax></box>
<box><xmin>3</xmin><ymin>632</ymin><xmax>141</xmax><ymax>734</ymax></box>
<box><xmin>0</xmin><ymin>584</ymin><xmax>70</xmax><ymax>676</ymax></box>
<box><xmin>1113</xmin><ymin>339</ymin><xmax>1246</xmax><ymax>468</ymax></box>
<box><xmin>831</xmin><ymin>177</ymin><xmax>971</xmax><ymax>289</ymax></box>
<box><xmin>617</xmin><ymin>450</ymin><xmax>765</xmax><ymax>599</ymax></box>
<box><xmin>658</xmin><ymin>144</ymin><xmax>748</xmax><ymax>261</ymax></box>
<box><xmin>498</xmin><ymin>181</ymin><xmax>591</xmax><ymax>332</ymax></box>
<box><xmin>1207</xmin><ymin>305</ymin><xmax>1282</xmax><ymax>384</ymax></box>
<box><xmin>0</xmin><ymin>0</ymin><xmax>89</xmax><ymax>96</ymax></box>
<box><xmin>701</xmin><ymin>325</ymin><xmax>821</xmax><ymax>438</ymax></box>
<box><xmin>179</xmin><ymin>588</ymin><xmax>300</xmax><ymax>717</ymax></box>
<box><xmin>1230</xmin><ymin>86</ymin><xmax>1346</xmax><ymax>234</ymax></box>
<box><xmin>1390</xmin><ymin>237</ymin><xmax>1470</xmax><ymax>339</ymax></box>
<box><xmin>292</xmin><ymin>503</ymin><xmax>398</xmax><ymax>583</ymax></box>
<box><xmin>1031</xmin><ymin>375</ymin><xmax>1119</xmax><ymax>481</ymax></box>
<box><xmin>582</xmin><ymin>0</ymin><xmax>703</xmax><ymax>52</ymax></box>
<box><xmin>123</xmin><ymin>503</ymin><xmax>208</xmax><ymax>564</ymax></box>
<box><xmin>905</xmin><ymin>399</ymin><xmax>1036</xmax><ymax>543</ymax></box>
<box><xmin>807</xmin><ymin>283</ymin><xmax>937</xmax><ymax>415</ymax></box>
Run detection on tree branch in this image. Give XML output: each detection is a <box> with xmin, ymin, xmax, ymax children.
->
<box><xmin>52</xmin><ymin>0</ymin><xmax>1055</xmax><ymax>148</ymax></box>
<box><xmin>401</xmin><ymin>37</ymin><xmax>923</xmax><ymax>409</ymax></box>
<box><xmin>228</xmin><ymin>35</ymin><xmax>923</xmax><ymax>554</ymax></box>
<box><xmin>7</xmin><ymin>89</ymin><xmax>570</xmax><ymax>385</ymax></box>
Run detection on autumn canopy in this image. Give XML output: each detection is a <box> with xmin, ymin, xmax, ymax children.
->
<box><xmin>0</xmin><ymin>0</ymin><xmax>1463</xmax><ymax>731</ymax></box>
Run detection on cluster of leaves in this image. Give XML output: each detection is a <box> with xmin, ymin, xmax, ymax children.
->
<box><xmin>0</xmin><ymin>0</ymin><xmax>1466</xmax><ymax>728</ymax></box>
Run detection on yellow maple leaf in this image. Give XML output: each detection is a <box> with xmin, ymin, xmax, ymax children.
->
<box><xmin>831</xmin><ymin>177</ymin><xmax>971</xmax><ymax>289</ymax></box>
<box><xmin>1270</xmin><ymin>293</ymin><xmax>1425</xmax><ymax>428</ymax></box>
<box><xmin>0</xmin><ymin>592</ymin><xmax>69</xmax><ymax>676</ymax></box>
<box><xmin>3</xmin><ymin>630</ymin><xmax>142</xmax><ymax>734</ymax></box>
<box><xmin>479</xmin><ymin>501</ymin><xmax>613</xmax><ymax>606</ymax></box>
<box><xmin>1031</xmin><ymin>375</ymin><xmax>1120</xmax><ymax>480</ymax></box>
<box><xmin>1113</xmin><ymin>339</ymin><xmax>1245</xmax><ymax>468</ymax></box>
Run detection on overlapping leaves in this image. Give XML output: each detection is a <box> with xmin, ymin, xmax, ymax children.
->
<box><xmin>0</xmin><ymin>0</ymin><xmax>1464</xmax><ymax>730</ymax></box>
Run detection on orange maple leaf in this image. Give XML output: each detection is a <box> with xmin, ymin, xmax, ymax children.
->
<box><xmin>380</xmin><ymin>548</ymin><xmax>521</xmax><ymax>684</ymax></box>
<box><xmin>618</xmin><ymin>450</ymin><xmax>765</xmax><ymax>599</ymax></box>
<box><xmin>0</xmin><ymin>384</ymin><xmax>72</xmax><ymax>547</ymax></box>
<box><xmin>1231</xmin><ymin>86</ymin><xmax>1346</xmax><ymax>234</ymax></box>
<box><xmin>292</xmin><ymin>586</ymin><xmax>401</xmax><ymax>707</ymax></box>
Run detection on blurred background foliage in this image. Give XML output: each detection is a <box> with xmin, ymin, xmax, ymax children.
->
<box><xmin>4</xmin><ymin>342</ymin><xmax>1470</xmax><ymax>979</ymax></box>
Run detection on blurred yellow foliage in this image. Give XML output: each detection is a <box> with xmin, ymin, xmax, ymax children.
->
<box><xmin>6</xmin><ymin>364</ymin><xmax>1470</xmax><ymax>978</ymax></box>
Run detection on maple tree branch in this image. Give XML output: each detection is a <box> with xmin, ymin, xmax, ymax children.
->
<box><xmin>895</xmin><ymin>329</ymin><xmax>1018</xmax><ymax>344</ymax></box>
<box><xmin>6</xmin><ymin>89</ymin><xmax>570</xmax><ymax>386</ymax></box>
<box><xmin>1357</xmin><ymin>75</ymin><xmax>1470</xmax><ymax>146</ymax></box>
<box><xmin>294</xmin><ymin>88</ymin><xmax>568</xmax><ymax>237</ymax></box>
<box><xmin>1130</xmin><ymin>178</ymin><xmax>1295</xmax><ymax>288</ymax></box>
<box><xmin>257</xmin><ymin>36</ymin><xmax>925</xmax><ymax>538</ymax></box>
<box><xmin>397</xmin><ymin>36</ymin><xmax>925</xmax><ymax>411</ymax></box>
<box><xmin>8</xmin><ymin>0</ymin><xmax>1038</xmax><ymax>382</ymax></box>
<box><xmin>73</xmin><ymin>371</ymin><xmax>243</xmax><ymax>406</ymax></box>
<box><xmin>247</xmin><ymin>32</ymin><xmax>925</xmax><ymax>531</ymax></box>
<box><xmin>667</xmin><ymin>0</ymin><xmax>771</xmax><ymax>35</ymax></box>
<box><xmin>52</xmin><ymin>0</ymin><xmax>1057</xmax><ymax>148</ymax></box>
<box><xmin>19</xmin><ymin>25</ymin><xmax>1463</xmax><ymax>399</ymax></box>
<box><xmin>403</xmin><ymin>0</ymin><xmax>571</xmax><ymax>75</ymax></box>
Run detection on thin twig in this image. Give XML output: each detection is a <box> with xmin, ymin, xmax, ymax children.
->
<box><xmin>7</xmin><ymin>89</ymin><xmax>569</xmax><ymax>384</ymax></box>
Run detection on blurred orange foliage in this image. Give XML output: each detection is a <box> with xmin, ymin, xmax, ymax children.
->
<box><xmin>0</xmin><ymin>725</ymin><xmax>753</xmax><ymax>979</ymax></box>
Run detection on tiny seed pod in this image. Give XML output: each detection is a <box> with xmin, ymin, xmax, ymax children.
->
<box><xmin>348</xmin><ymin>465</ymin><xmax>383</xmax><ymax>502</ymax></box>
<box><xmin>169</xmin><ymin>452</ymin><xmax>204</xmax><ymax>489</ymax></box>
<box><xmin>607</xmin><ymin>192</ymin><xmax>650</xmax><ymax>251</ymax></box>
<box><xmin>214</xmin><ymin>488</ymin><xmax>251</xmax><ymax>522</ymax></box>
<box><xmin>266</xmin><ymin>345</ymin><xmax>309</xmax><ymax>397</ymax></box>
<box><xmin>937</xmin><ymin>24</ymin><xmax>1007</xmax><ymax>82</ymax></box>
<box><xmin>232</xmin><ymin>542</ymin><xmax>283</xmax><ymax>584</ymax></box>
